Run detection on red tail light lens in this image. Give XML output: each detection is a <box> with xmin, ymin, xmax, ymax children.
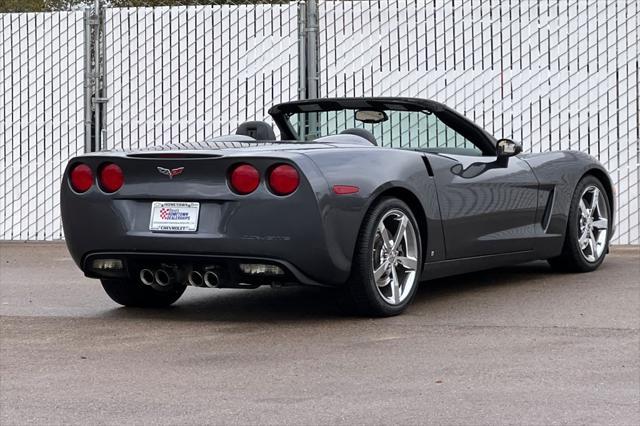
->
<box><xmin>69</xmin><ymin>163</ymin><xmax>93</xmax><ymax>193</ymax></box>
<box><xmin>268</xmin><ymin>164</ymin><xmax>299</xmax><ymax>196</ymax></box>
<box><xmin>229</xmin><ymin>164</ymin><xmax>260</xmax><ymax>194</ymax></box>
<box><xmin>99</xmin><ymin>163</ymin><xmax>124</xmax><ymax>193</ymax></box>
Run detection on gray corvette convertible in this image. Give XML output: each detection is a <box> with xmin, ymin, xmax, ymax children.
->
<box><xmin>61</xmin><ymin>97</ymin><xmax>615</xmax><ymax>316</ymax></box>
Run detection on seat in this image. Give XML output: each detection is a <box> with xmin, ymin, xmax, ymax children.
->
<box><xmin>340</xmin><ymin>128</ymin><xmax>377</xmax><ymax>146</ymax></box>
<box><xmin>235</xmin><ymin>121</ymin><xmax>276</xmax><ymax>141</ymax></box>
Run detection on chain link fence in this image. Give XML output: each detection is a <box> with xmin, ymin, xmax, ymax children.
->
<box><xmin>0</xmin><ymin>11</ymin><xmax>85</xmax><ymax>240</ymax></box>
<box><xmin>1</xmin><ymin>0</ymin><xmax>638</xmax><ymax>243</ymax></box>
<box><xmin>317</xmin><ymin>0</ymin><xmax>639</xmax><ymax>244</ymax></box>
<box><xmin>102</xmin><ymin>3</ymin><xmax>299</xmax><ymax>151</ymax></box>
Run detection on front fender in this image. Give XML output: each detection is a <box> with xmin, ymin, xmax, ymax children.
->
<box><xmin>521</xmin><ymin>150</ymin><xmax>615</xmax><ymax>239</ymax></box>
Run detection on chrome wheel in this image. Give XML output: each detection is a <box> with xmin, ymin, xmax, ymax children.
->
<box><xmin>577</xmin><ymin>185</ymin><xmax>608</xmax><ymax>262</ymax></box>
<box><xmin>372</xmin><ymin>209</ymin><xmax>419</xmax><ymax>305</ymax></box>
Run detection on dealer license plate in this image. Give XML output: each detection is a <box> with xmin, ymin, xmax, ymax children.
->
<box><xmin>149</xmin><ymin>201</ymin><xmax>200</xmax><ymax>232</ymax></box>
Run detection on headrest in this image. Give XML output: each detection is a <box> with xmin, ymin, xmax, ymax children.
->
<box><xmin>236</xmin><ymin>121</ymin><xmax>276</xmax><ymax>141</ymax></box>
<box><xmin>340</xmin><ymin>128</ymin><xmax>377</xmax><ymax>146</ymax></box>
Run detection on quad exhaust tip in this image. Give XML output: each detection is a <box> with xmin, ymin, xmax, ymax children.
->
<box><xmin>140</xmin><ymin>267</ymin><xmax>219</xmax><ymax>288</ymax></box>
<box><xmin>203</xmin><ymin>271</ymin><xmax>220</xmax><ymax>288</ymax></box>
<box><xmin>188</xmin><ymin>270</ymin><xmax>204</xmax><ymax>287</ymax></box>
<box><xmin>154</xmin><ymin>269</ymin><xmax>172</xmax><ymax>287</ymax></box>
<box><xmin>139</xmin><ymin>268</ymin><xmax>155</xmax><ymax>286</ymax></box>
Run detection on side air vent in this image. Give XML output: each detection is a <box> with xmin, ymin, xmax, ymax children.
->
<box><xmin>422</xmin><ymin>156</ymin><xmax>434</xmax><ymax>176</ymax></box>
<box><xmin>541</xmin><ymin>187</ymin><xmax>555</xmax><ymax>229</ymax></box>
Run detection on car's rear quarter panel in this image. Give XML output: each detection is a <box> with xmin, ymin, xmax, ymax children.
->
<box><xmin>302</xmin><ymin>147</ymin><xmax>446</xmax><ymax>266</ymax></box>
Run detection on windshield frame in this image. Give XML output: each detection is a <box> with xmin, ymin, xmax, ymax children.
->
<box><xmin>269</xmin><ymin>97</ymin><xmax>497</xmax><ymax>155</ymax></box>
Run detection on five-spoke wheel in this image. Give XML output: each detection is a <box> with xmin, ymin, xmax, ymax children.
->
<box><xmin>577</xmin><ymin>185</ymin><xmax>609</xmax><ymax>262</ymax></box>
<box><xmin>346</xmin><ymin>197</ymin><xmax>422</xmax><ymax>316</ymax></box>
<box><xmin>548</xmin><ymin>175</ymin><xmax>611</xmax><ymax>272</ymax></box>
<box><xmin>372</xmin><ymin>209</ymin><xmax>419</xmax><ymax>305</ymax></box>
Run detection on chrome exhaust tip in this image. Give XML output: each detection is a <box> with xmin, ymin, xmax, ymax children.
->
<box><xmin>154</xmin><ymin>269</ymin><xmax>172</xmax><ymax>287</ymax></box>
<box><xmin>188</xmin><ymin>270</ymin><xmax>204</xmax><ymax>287</ymax></box>
<box><xmin>203</xmin><ymin>271</ymin><xmax>220</xmax><ymax>288</ymax></box>
<box><xmin>139</xmin><ymin>268</ymin><xmax>155</xmax><ymax>286</ymax></box>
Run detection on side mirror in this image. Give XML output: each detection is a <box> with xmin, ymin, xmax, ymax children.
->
<box><xmin>496</xmin><ymin>139</ymin><xmax>522</xmax><ymax>165</ymax></box>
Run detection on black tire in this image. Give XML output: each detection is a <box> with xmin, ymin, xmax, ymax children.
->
<box><xmin>548</xmin><ymin>175</ymin><xmax>611</xmax><ymax>272</ymax></box>
<box><xmin>101</xmin><ymin>278</ymin><xmax>186</xmax><ymax>307</ymax></box>
<box><xmin>344</xmin><ymin>197</ymin><xmax>423</xmax><ymax>317</ymax></box>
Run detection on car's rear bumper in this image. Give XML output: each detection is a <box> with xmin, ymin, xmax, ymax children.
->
<box><xmin>83</xmin><ymin>251</ymin><xmax>328</xmax><ymax>287</ymax></box>
<box><xmin>62</xmin><ymin>194</ymin><xmax>350</xmax><ymax>286</ymax></box>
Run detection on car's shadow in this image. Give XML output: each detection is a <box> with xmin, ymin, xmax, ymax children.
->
<box><xmin>99</xmin><ymin>260</ymin><xmax>564</xmax><ymax>322</ymax></box>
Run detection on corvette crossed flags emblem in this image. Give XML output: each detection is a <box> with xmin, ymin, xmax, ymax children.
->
<box><xmin>157</xmin><ymin>166</ymin><xmax>184</xmax><ymax>179</ymax></box>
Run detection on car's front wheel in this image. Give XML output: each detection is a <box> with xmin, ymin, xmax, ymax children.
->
<box><xmin>548</xmin><ymin>175</ymin><xmax>611</xmax><ymax>272</ymax></box>
<box><xmin>345</xmin><ymin>197</ymin><xmax>422</xmax><ymax>317</ymax></box>
<box><xmin>101</xmin><ymin>278</ymin><xmax>186</xmax><ymax>307</ymax></box>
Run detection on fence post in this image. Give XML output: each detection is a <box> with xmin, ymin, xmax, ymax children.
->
<box><xmin>305</xmin><ymin>0</ymin><xmax>319</xmax><ymax>101</ymax></box>
<box><xmin>297</xmin><ymin>1</ymin><xmax>306</xmax><ymax>102</ymax></box>
<box><xmin>83</xmin><ymin>8</ymin><xmax>92</xmax><ymax>152</ymax></box>
<box><xmin>301</xmin><ymin>0</ymin><xmax>320</xmax><ymax>139</ymax></box>
<box><xmin>83</xmin><ymin>0</ymin><xmax>106</xmax><ymax>152</ymax></box>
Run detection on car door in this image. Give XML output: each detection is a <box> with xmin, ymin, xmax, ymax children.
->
<box><xmin>413</xmin><ymin>111</ymin><xmax>539</xmax><ymax>259</ymax></box>
<box><xmin>427</xmin><ymin>152</ymin><xmax>539</xmax><ymax>259</ymax></box>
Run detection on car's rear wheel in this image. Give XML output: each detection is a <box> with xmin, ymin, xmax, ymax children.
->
<box><xmin>345</xmin><ymin>197</ymin><xmax>422</xmax><ymax>317</ymax></box>
<box><xmin>548</xmin><ymin>175</ymin><xmax>611</xmax><ymax>272</ymax></box>
<box><xmin>101</xmin><ymin>278</ymin><xmax>186</xmax><ymax>307</ymax></box>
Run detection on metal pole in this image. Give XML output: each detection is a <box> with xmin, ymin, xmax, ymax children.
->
<box><xmin>93</xmin><ymin>0</ymin><xmax>100</xmax><ymax>151</ymax></box>
<box><xmin>305</xmin><ymin>0</ymin><xmax>319</xmax><ymax>100</ymax></box>
<box><xmin>304</xmin><ymin>0</ymin><xmax>320</xmax><ymax>139</ymax></box>
<box><xmin>83</xmin><ymin>9</ymin><xmax>92</xmax><ymax>152</ymax></box>
<box><xmin>297</xmin><ymin>1</ymin><xmax>306</xmax><ymax>102</ymax></box>
<box><xmin>296</xmin><ymin>1</ymin><xmax>307</xmax><ymax>139</ymax></box>
<box><xmin>100</xmin><ymin>5</ymin><xmax>107</xmax><ymax>147</ymax></box>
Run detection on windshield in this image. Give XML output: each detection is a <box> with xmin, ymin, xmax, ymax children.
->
<box><xmin>288</xmin><ymin>109</ymin><xmax>480</xmax><ymax>153</ymax></box>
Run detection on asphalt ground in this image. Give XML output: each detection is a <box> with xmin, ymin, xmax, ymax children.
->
<box><xmin>0</xmin><ymin>243</ymin><xmax>638</xmax><ymax>425</ymax></box>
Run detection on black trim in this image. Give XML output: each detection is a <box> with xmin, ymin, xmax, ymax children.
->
<box><xmin>421</xmin><ymin>156</ymin><xmax>434</xmax><ymax>176</ymax></box>
<box><xmin>422</xmin><ymin>250</ymin><xmax>536</xmax><ymax>281</ymax></box>
<box><xmin>541</xmin><ymin>187</ymin><xmax>555</xmax><ymax>229</ymax></box>
<box><xmin>268</xmin><ymin>97</ymin><xmax>446</xmax><ymax>115</ymax></box>
<box><xmin>269</xmin><ymin>97</ymin><xmax>497</xmax><ymax>155</ymax></box>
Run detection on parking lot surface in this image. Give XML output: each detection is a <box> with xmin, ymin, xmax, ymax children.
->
<box><xmin>0</xmin><ymin>243</ymin><xmax>638</xmax><ymax>425</ymax></box>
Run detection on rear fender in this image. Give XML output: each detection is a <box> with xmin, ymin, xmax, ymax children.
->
<box><xmin>303</xmin><ymin>148</ymin><xmax>446</xmax><ymax>277</ymax></box>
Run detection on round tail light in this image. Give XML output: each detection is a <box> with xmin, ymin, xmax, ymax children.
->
<box><xmin>268</xmin><ymin>164</ymin><xmax>299</xmax><ymax>196</ymax></box>
<box><xmin>69</xmin><ymin>163</ymin><xmax>93</xmax><ymax>193</ymax></box>
<box><xmin>229</xmin><ymin>164</ymin><xmax>260</xmax><ymax>194</ymax></box>
<box><xmin>99</xmin><ymin>163</ymin><xmax>124</xmax><ymax>193</ymax></box>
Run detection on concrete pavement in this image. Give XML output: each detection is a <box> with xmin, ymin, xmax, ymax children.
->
<box><xmin>1</xmin><ymin>243</ymin><xmax>638</xmax><ymax>425</ymax></box>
